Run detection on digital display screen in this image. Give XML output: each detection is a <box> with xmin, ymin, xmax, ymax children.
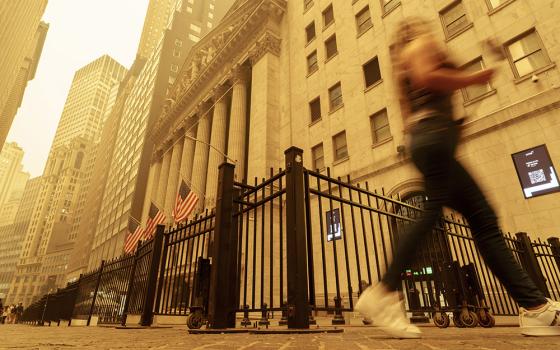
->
<box><xmin>512</xmin><ymin>144</ymin><xmax>560</xmax><ymax>198</ymax></box>
<box><xmin>326</xmin><ymin>208</ymin><xmax>342</xmax><ymax>242</ymax></box>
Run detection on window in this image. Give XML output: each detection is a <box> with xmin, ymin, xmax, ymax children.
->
<box><xmin>304</xmin><ymin>0</ymin><xmax>314</xmax><ymax>11</ymax></box>
<box><xmin>363</xmin><ymin>57</ymin><xmax>381</xmax><ymax>88</ymax></box>
<box><xmin>325</xmin><ymin>35</ymin><xmax>338</xmax><ymax>60</ymax></box>
<box><xmin>440</xmin><ymin>1</ymin><xmax>470</xmax><ymax>38</ymax></box>
<box><xmin>322</xmin><ymin>4</ymin><xmax>334</xmax><ymax>28</ymax></box>
<box><xmin>312</xmin><ymin>143</ymin><xmax>325</xmax><ymax>170</ymax></box>
<box><xmin>355</xmin><ymin>6</ymin><xmax>373</xmax><ymax>36</ymax></box>
<box><xmin>486</xmin><ymin>0</ymin><xmax>512</xmax><ymax>9</ymax></box>
<box><xmin>306</xmin><ymin>22</ymin><xmax>316</xmax><ymax>44</ymax></box>
<box><xmin>461</xmin><ymin>58</ymin><xmax>492</xmax><ymax>101</ymax></box>
<box><xmin>506</xmin><ymin>30</ymin><xmax>551</xmax><ymax>78</ymax></box>
<box><xmin>174</xmin><ymin>39</ymin><xmax>182</xmax><ymax>47</ymax></box>
<box><xmin>370</xmin><ymin>109</ymin><xmax>391</xmax><ymax>144</ymax></box>
<box><xmin>171</xmin><ymin>64</ymin><xmax>179</xmax><ymax>73</ymax></box>
<box><xmin>307</xmin><ymin>51</ymin><xmax>318</xmax><ymax>74</ymax></box>
<box><xmin>190</xmin><ymin>24</ymin><xmax>202</xmax><ymax>34</ymax></box>
<box><xmin>328</xmin><ymin>82</ymin><xmax>343</xmax><ymax>110</ymax></box>
<box><xmin>173</xmin><ymin>48</ymin><xmax>181</xmax><ymax>57</ymax></box>
<box><xmin>381</xmin><ymin>0</ymin><xmax>400</xmax><ymax>14</ymax></box>
<box><xmin>309</xmin><ymin>97</ymin><xmax>321</xmax><ymax>122</ymax></box>
<box><xmin>189</xmin><ymin>34</ymin><xmax>200</xmax><ymax>42</ymax></box>
<box><xmin>74</xmin><ymin>152</ymin><xmax>84</xmax><ymax>169</ymax></box>
<box><xmin>333</xmin><ymin>131</ymin><xmax>348</xmax><ymax>161</ymax></box>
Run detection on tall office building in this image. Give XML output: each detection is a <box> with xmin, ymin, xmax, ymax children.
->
<box><xmin>0</xmin><ymin>0</ymin><xmax>49</xmax><ymax>150</ymax></box>
<box><xmin>0</xmin><ymin>177</ymin><xmax>41</xmax><ymax>301</ymax></box>
<box><xmin>136</xmin><ymin>0</ymin><xmax>177</xmax><ymax>59</ymax></box>
<box><xmin>0</xmin><ymin>142</ymin><xmax>28</xmax><ymax>210</ymax></box>
<box><xmin>65</xmin><ymin>61</ymin><xmax>146</xmax><ymax>282</ymax></box>
<box><xmin>0</xmin><ymin>170</ymin><xmax>30</xmax><ymax>227</ymax></box>
<box><xmin>8</xmin><ymin>56</ymin><xmax>126</xmax><ymax>303</ymax></box>
<box><xmin>148</xmin><ymin>0</ymin><xmax>560</xmax><ymax>239</ymax></box>
<box><xmin>88</xmin><ymin>0</ymin><xmax>235</xmax><ymax>268</ymax></box>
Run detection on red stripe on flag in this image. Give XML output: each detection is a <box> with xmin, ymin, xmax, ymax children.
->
<box><xmin>124</xmin><ymin>226</ymin><xmax>144</xmax><ymax>254</ymax></box>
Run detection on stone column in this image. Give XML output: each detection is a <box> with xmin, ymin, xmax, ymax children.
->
<box><xmin>180</xmin><ymin>125</ymin><xmax>197</xmax><ymax>185</ymax></box>
<box><xmin>227</xmin><ymin>66</ymin><xmax>250</xmax><ymax>181</ymax></box>
<box><xmin>190</xmin><ymin>102</ymin><xmax>213</xmax><ymax>213</ymax></box>
<box><xmin>156</xmin><ymin>146</ymin><xmax>172</xmax><ymax>212</ymax></box>
<box><xmin>204</xmin><ymin>86</ymin><xmax>230</xmax><ymax>209</ymax></box>
<box><xmin>164</xmin><ymin>136</ymin><xmax>184</xmax><ymax>222</ymax></box>
<box><xmin>247</xmin><ymin>32</ymin><xmax>282</xmax><ymax>181</ymax></box>
<box><xmin>142</xmin><ymin>156</ymin><xmax>161</xmax><ymax>225</ymax></box>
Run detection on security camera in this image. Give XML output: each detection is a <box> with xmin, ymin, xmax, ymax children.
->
<box><xmin>531</xmin><ymin>74</ymin><xmax>539</xmax><ymax>83</ymax></box>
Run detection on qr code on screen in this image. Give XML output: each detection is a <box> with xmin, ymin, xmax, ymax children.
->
<box><xmin>529</xmin><ymin>169</ymin><xmax>546</xmax><ymax>185</ymax></box>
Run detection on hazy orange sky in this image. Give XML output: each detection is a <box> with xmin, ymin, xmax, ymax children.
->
<box><xmin>7</xmin><ymin>0</ymin><xmax>150</xmax><ymax>177</ymax></box>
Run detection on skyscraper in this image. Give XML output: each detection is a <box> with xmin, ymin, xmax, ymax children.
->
<box><xmin>8</xmin><ymin>56</ymin><xmax>126</xmax><ymax>303</ymax></box>
<box><xmin>65</xmin><ymin>60</ymin><xmax>146</xmax><ymax>282</ymax></box>
<box><xmin>0</xmin><ymin>177</ymin><xmax>41</xmax><ymax>301</ymax></box>
<box><xmin>0</xmin><ymin>0</ymin><xmax>49</xmax><ymax>149</ymax></box>
<box><xmin>88</xmin><ymin>0</ymin><xmax>235</xmax><ymax>268</ymax></box>
<box><xmin>0</xmin><ymin>142</ymin><xmax>28</xmax><ymax>211</ymax></box>
<box><xmin>0</xmin><ymin>170</ymin><xmax>30</xmax><ymax>227</ymax></box>
<box><xmin>136</xmin><ymin>0</ymin><xmax>177</xmax><ymax>60</ymax></box>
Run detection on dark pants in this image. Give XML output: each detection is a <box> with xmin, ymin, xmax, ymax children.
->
<box><xmin>382</xmin><ymin>116</ymin><xmax>546</xmax><ymax>308</ymax></box>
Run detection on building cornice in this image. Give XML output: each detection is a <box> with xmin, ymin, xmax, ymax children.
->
<box><xmin>149</xmin><ymin>0</ymin><xmax>287</xmax><ymax>149</ymax></box>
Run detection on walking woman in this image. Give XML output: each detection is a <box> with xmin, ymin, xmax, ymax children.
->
<box><xmin>355</xmin><ymin>17</ymin><xmax>559</xmax><ymax>338</ymax></box>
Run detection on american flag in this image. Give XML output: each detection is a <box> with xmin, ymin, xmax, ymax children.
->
<box><xmin>173</xmin><ymin>180</ymin><xmax>199</xmax><ymax>223</ymax></box>
<box><xmin>124</xmin><ymin>220</ymin><xmax>144</xmax><ymax>254</ymax></box>
<box><xmin>143</xmin><ymin>202</ymin><xmax>166</xmax><ymax>240</ymax></box>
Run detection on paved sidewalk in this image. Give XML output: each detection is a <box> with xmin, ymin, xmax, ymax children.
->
<box><xmin>1</xmin><ymin>324</ymin><xmax>558</xmax><ymax>350</ymax></box>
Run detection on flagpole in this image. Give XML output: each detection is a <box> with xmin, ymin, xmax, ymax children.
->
<box><xmin>184</xmin><ymin>134</ymin><xmax>237</xmax><ymax>164</ymax></box>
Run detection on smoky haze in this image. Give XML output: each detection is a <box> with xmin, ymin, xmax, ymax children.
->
<box><xmin>6</xmin><ymin>0</ymin><xmax>150</xmax><ymax>176</ymax></box>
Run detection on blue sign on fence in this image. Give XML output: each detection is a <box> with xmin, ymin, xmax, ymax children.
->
<box><xmin>326</xmin><ymin>208</ymin><xmax>342</xmax><ymax>242</ymax></box>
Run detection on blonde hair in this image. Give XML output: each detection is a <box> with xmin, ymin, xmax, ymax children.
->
<box><xmin>390</xmin><ymin>17</ymin><xmax>434</xmax><ymax>123</ymax></box>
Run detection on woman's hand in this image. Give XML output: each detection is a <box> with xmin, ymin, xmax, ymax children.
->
<box><xmin>469</xmin><ymin>68</ymin><xmax>495</xmax><ymax>85</ymax></box>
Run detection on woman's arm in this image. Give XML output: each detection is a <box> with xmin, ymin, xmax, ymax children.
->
<box><xmin>405</xmin><ymin>36</ymin><xmax>494</xmax><ymax>92</ymax></box>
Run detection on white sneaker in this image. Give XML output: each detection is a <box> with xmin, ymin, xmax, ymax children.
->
<box><xmin>355</xmin><ymin>284</ymin><xmax>422</xmax><ymax>339</ymax></box>
<box><xmin>520</xmin><ymin>299</ymin><xmax>560</xmax><ymax>337</ymax></box>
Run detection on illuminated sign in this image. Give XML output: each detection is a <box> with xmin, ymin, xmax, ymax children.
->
<box><xmin>512</xmin><ymin>145</ymin><xmax>560</xmax><ymax>198</ymax></box>
<box><xmin>326</xmin><ymin>208</ymin><xmax>342</xmax><ymax>242</ymax></box>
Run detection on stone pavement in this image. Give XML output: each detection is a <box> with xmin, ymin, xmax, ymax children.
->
<box><xmin>1</xmin><ymin>324</ymin><xmax>559</xmax><ymax>350</ymax></box>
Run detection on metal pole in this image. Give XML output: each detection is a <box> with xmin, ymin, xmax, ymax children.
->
<box><xmin>547</xmin><ymin>237</ymin><xmax>560</xmax><ymax>273</ymax></box>
<box><xmin>515</xmin><ymin>232</ymin><xmax>550</xmax><ymax>298</ymax></box>
<box><xmin>140</xmin><ymin>225</ymin><xmax>166</xmax><ymax>326</ymax></box>
<box><xmin>120</xmin><ymin>242</ymin><xmax>141</xmax><ymax>326</ymax></box>
<box><xmin>284</xmin><ymin>147</ymin><xmax>310</xmax><ymax>329</ymax></box>
<box><xmin>87</xmin><ymin>260</ymin><xmax>105</xmax><ymax>326</ymax></box>
<box><xmin>207</xmin><ymin>162</ymin><xmax>238</xmax><ymax>329</ymax></box>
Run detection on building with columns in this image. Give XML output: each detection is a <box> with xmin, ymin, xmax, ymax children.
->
<box><xmin>0</xmin><ymin>1</ymin><xmax>49</xmax><ymax>149</ymax></box>
<box><xmin>147</xmin><ymin>0</ymin><xmax>560</xmax><ymax>238</ymax></box>
<box><xmin>87</xmin><ymin>0</ymin><xmax>235</xmax><ymax>269</ymax></box>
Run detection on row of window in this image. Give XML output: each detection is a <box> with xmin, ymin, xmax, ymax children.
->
<box><xmin>305</xmin><ymin>0</ymin><xmax>516</xmax><ymax>15</ymax></box>
<box><xmin>311</xmin><ymin>109</ymin><xmax>392</xmax><ymax>171</ymax></box>
<box><xmin>306</xmin><ymin>1</ymin><xmax>552</xmax><ymax>81</ymax></box>
<box><xmin>308</xmin><ymin>56</ymin><xmax>381</xmax><ymax>124</ymax></box>
<box><xmin>304</xmin><ymin>0</ymin><xmax>401</xmax><ymax>15</ymax></box>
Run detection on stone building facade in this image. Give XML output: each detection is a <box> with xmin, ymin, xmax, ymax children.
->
<box><xmin>146</xmin><ymin>0</ymin><xmax>560</xmax><ymax>239</ymax></box>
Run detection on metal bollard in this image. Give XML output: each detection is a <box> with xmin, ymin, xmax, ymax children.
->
<box><xmin>241</xmin><ymin>305</ymin><xmax>251</xmax><ymax>327</ymax></box>
<box><xmin>332</xmin><ymin>296</ymin><xmax>346</xmax><ymax>325</ymax></box>
<box><xmin>258</xmin><ymin>303</ymin><xmax>270</xmax><ymax>326</ymax></box>
<box><xmin>279</xmin><ymin>301</ymin><xmax>288</xmax><ymax>326</ymax></box>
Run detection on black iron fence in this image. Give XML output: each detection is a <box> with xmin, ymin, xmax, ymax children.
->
<box><xmin>155</xmin><ymin>210</ymin><xmax>215</xmax><ymax>316</ymax></box>
<box><xmin>21</xmin><ymin>147</ymin><xmax>560</xmax><ymax>329</ymax></box>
